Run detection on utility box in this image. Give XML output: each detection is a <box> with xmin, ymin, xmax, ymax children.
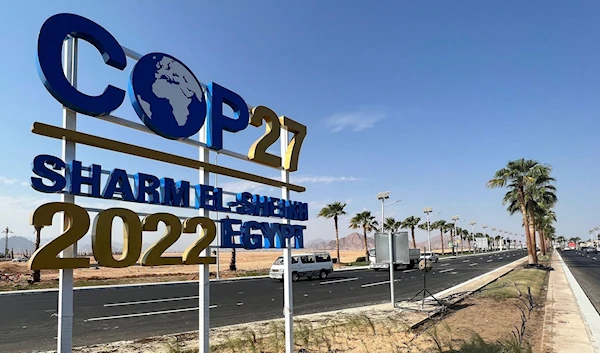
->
<box><xmin>370</xmin><ymin>232</ymin><xmax>420</xmax><ymax>270</ymax></box>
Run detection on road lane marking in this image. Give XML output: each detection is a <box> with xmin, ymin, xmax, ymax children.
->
<box><xmin>440</xmin><ymin>263</ymin><xmax>450</xmax><ymax>267</ymax></box>
<box><xmin>319</xmin><ymin>277</ymin><xmax>358</xmax><ymax>285</ymax></box>
<box><xmin>487</xmin><ymin>260</ymin><xmax>493</xmax><ymax>262</ymax></box>
<box><xmin>498</xmin><ymin>257</ymin><xmax>503</xmax><ymax>260</ymax></box>
<box><xmin>104</xmin><ymin>296</ymin><xmax>199</xmax><ymax>307</ymax></box>
<box><xmin>594</xmin><ymin>257</ymin><xmax>597</xmax><ymax>260</ymax></box>
<box><xmin>361</xmin><ymin>279</ymin><xmax>401</xmax><ymax>288</ymax></box>
<box><xmin>463</xmin><ymin>259</ymin><xmax>470</xmax><ymax>262</ymax></box>
<box><xmin>403</xmin><ymin>269</ymin><xmax>416</xmax><ymax>273</ymax></box>
<box><xmin>450</xmin><ymin>272</ymin><xmax>458</xmax><ymax>274</ymax></box>
<box><xmin>438</xmin><ymin>268</ymin><xmax>455</xmax><ymax>273</ymax></box>
<box><xmin>85</xmin><ymin>305</ymin><xmax>217</xmax><ymax>322</ymax></box>
<box><xmin>469</xmin><ymin>263</ymin><xmax>478</xmax><ymax>266</ymax></box>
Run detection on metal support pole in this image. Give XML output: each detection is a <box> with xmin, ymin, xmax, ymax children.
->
<box><xmin>281</xmin><ymin>124</ymin><xmax>294</xmax><ymax>353</ymax></box>
<box><xmin>426</xmin><ymin>213</ymin><xmax>431</xmax><ymax>254</ymax></box>
<box><xmin>214</xmin><ymin>153</ymin><xmax>220</xmax><ymax>280</ymax></box>
<box><xmin>383</xmin><ymin>200</ymin><xmax>395</xmax><ymax>306</ymax></box>
<box><xmin>198</xmin><ymin>125</ymin><xmax>210</xmax><ymax>353</ymax></box>
<box><xmin>57</xmin><ymin>36</ymin><xmax>77</xmax><ymax>353</ymax></box>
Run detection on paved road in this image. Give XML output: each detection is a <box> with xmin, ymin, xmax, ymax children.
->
<box><xmin>0</xmin><ymin>249</ymin><xmax>526</xmax><ymax>352</ymax></box>
<box><xmin>560</xmin><ymin>249</ymin><xmax>600</xmax><ymax>313</ymax></box>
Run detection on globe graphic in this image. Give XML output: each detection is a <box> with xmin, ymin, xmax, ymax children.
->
<box><xmin>128</xmin><ymin>52</ymin><xmax>207</xmax><ymax>139</ymax></box>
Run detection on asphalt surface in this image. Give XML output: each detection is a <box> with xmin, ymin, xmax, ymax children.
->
<box><xmin>560</xmin><ymin>249</ymin><xmax>600</xmax><ymax>313</ymax></box>
<box><xmin>0</xmin><ymin>249</ymin><xmax>526</xmax><ymax>352</ymax></box>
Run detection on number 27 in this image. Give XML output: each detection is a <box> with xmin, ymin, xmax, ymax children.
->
<box><xmin>247</xmin><ymin>106</ymin><xmax>307</xmax><ymax>172</ymax></box>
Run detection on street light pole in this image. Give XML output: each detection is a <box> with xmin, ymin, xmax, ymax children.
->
<box><xmin>423</xmin><ymin>207</ymin><xmax>433</xmax><ymax>254</ymax></box>
<box><xmin>482</xmin><ymin>225</ymin><xmax>488</xmax><ymax>251</ymax></box>
<box><xmin>469</xmin><ymin>221</ymin><xmax>476</xmax><ymax>253</ymax></box>
<box><xmin>377</xmin><ymin>191</ymin><xmax>398</xmax><ymax>307</ymax></box>
<box><xmin>451</xmin><ymin>216</ymin><xmax>459</xmax><ymax>256</ymax></box>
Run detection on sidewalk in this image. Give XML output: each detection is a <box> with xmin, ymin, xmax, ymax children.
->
<box><xmin>542</xmin><ymin>251</ymin><xmax>597</xmax><ymax>353</ymax></box>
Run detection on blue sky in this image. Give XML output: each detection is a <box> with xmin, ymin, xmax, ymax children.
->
<box><xmin>1</xmin><ymin>1</ymin><xmax>599</xmax><ymax>249</ymax></box>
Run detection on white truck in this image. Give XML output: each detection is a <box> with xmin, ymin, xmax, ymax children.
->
<box><xmin>368</xmin><ymin>231</ymin><xmax>420</xmax><ymax>271</ymax></box>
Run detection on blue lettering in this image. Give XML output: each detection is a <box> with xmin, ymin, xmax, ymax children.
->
<box><xmin>298</xmin><ymin>202</ymin><xmax>309</xmax><ymax>221</ymax></box>
<box><xmin>68</xmin><ymin>160</ymin><xmax>101</xmax><ymax>197</ymax></box>
<box><xmin>37</xmin><ymin>13</ymin><xmax>126</xmax><ymax>116</ymax></box>
<box><xmin>220</xmin><ymin>218</ymin><xmax>243</xmax><ymax>248</ymax></box>
<box><xmin>134</xmin><ymin>173</ymin><xmax>160</xmax><ymax>204</ymax></box>
<box><xmin>102</xmin><ymin>169</ymin><xmax>134</xmax><ymax>201</ymax></box>
<box><xmin>240</xmin><ymin>221</ymin><xmax>263</xmax><ymax>250</ymax></box>
<box><xmin>230</xmin><ymin>192</ymin><xmax>253</xmax><ymax>215</ymax></box>
<box><xmin>194</xmin><ymin>184</ymin><xmax>216</xmax><ymax>211</ymax></box>
<box><xmin>160</xmin><ymin>179</ymin><xmax>190</xmax><ymax>207</ymax></box>
<box><xmin>206</xmin><ymin>82</ymin><xmax>250</xmax><ymax>150</ymax></box>
<box><xmin>261</xmin><ymin>222</ymin><xmax>282</xmax><ymax>248</ymax></box>
<box><xmin>293</xmin><ymin>225</ymin><xmax>306</xmax><ymax>249</ymax></box>
<box><xmin>252</xmin><ymin>195</ymin><xmax>270</xmax><ymax>217</ymax></box>
<box><xmin>31</xmin><ymin>154</ymin><xmax>66</xmax><ymax>193</ymax></box>
<box><xmin>213</xmin><ymin>187</ymin><xmax>231</xmax><ymax>212</ymax></box>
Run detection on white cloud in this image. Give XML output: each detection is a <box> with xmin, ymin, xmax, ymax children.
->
<box><xmin>0</xmin><ymin>176</ymin><xmax>28</xmax><ymax>186</ymax></box>
<box><xmin>292</xmin><ymin>176</ymin><xmax>363</xmax><ymax>184</ymax></box>
<box><xmin>324</xmin><ymin>109</ymin><xmax>386</xmax><ymax>132</ymax></box>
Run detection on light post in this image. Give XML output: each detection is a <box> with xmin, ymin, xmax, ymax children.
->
<box><xmin>423</xmin><ymin>207</ymin><xmax>435</xmax><ymax>254</ymax></box>
<box><xmin>377</xmin><ymin>191</ymin><xmax>400</xmax><ymax>307</ymax></box>
<box><xmin>214</xmin><ymin>153</ymin><xmax>220</xmax><ymax>280</ymax></box>
<box><xmin>595</xmin><ymin>227</ymin><xmax>600</xmax><ymax>251</ymax></box>
<box><xmin>482</xmin><ymin>225</ymin><xmax>488</xmax><ymax>251</ymax></box>
<box><xmin>451</xmin><ymin>216</ymin><xmax>459</xmax><ymax>256</ymax></box>
<box><xmin>491</xmin><ymin>227</ymin><xmax>497</xmax><ymax>251</ymax></box>
<box><xmin>469</xmin><ymin>221</ymin><xmax>476</xmax><ymax>253</ymax></box>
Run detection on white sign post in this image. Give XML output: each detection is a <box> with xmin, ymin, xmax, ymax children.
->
<box><xmin>57</xmin><ymin>36</ymin><xmax>77</xmax><ymax>353</ymax></box>
<box><xmin>281</xmin><ymin>125</ymin><xmax>294</xmax><ymax>353</ymax></box>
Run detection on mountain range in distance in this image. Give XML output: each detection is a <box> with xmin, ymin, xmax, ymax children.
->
<box><xmin>305</xmin><ymin>232</ymin><xmax>375</xmax><ymax>250</ymax></box>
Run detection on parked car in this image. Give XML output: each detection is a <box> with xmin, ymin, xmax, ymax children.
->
<box><xmin>586</xmin><ymin>248</ymin><xmax>597</xmax><ymax>253</ymax></box>
<box><xmin>419</xmin><ymin>252</ymin><xmax>439</xmax><ymax>263</ymax></box>
<box><xmin>269</xmin><ymin>252</ymin><xmax>333</xmax><ymax>282</ymax></box>
<box><xmin>563</xmin><ymin>246</ymin><xmax>571</xmax><ymax>251</ymax></box>
<box><xmin>11</xmin><ymin>257</ymin><xmax>28</xmax><ymax>262</ymax></box>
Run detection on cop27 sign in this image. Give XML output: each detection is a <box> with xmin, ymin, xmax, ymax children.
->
<box><xmin>29</xmin><ymin>13</ymin><xmax>307</xmax><ymax>271</ymax></box>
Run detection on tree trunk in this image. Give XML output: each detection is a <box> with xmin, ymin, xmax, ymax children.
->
<box><xmin>32</xmin><ymin>228</ymin><xmax>41</xmax><ymax>283</ymax></box>
<box><xmin>363</xmin><ymin>227</ymin><xmax>369</xmax><ymax>259</ymax></box>
<box><xmin>334</xmin><ymin>216</ymin><xmax>341</xmax><ymax>264</ymax></box>
<box><xmin>229</xmin><ymin>248</ymin><xmax>237</xmax><ymax>271</ymax></box>
<box><xmin>440</xmin><ymin>229</ymin><xmax>445</xmax><ymax>255</ymax></box>
<box><xmin>468</xmin><ymin>238</ymin><xmax>471</xmax><ymax>252</ymax></box>
<box><xmin>461</xmin><ymin>235</ymin><xmax>464</xmax><ymax>253</ymax></box>
<box><xmin>528</xmin><ymin>211</ymin><xmax>539</xmax><ymax>262</ymax></box>
<box><xmin>519</xmin><ymin>191</ymin><xmax>537</xmax><ymax>265</ymax></box>
<box><xmin>410</xmin><ymin>227</ymin><xmax>416</xmax><ymax>249</ymax></box>
<box><xmin>539</xmin><ymin>227</ymin><xmax>547</xmax><ymax>256</ymax></box>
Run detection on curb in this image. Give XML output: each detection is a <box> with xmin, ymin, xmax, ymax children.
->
<box><xmin>556</xmin><ymin>251</ymin><xmax>600</xmax><ymax>352</ymax></box>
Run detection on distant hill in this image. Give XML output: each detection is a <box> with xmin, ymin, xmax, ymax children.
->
<box><xmin>3</xmin><ymin>236</ymin><xmax>35</xmax><ymax>254</ymax></box>
<box><xmin>306</xmin><ymin>232</ymin><xmax>374</xmax><ymax>250</ymax></box>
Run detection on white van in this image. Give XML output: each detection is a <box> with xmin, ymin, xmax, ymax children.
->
<box><xmin>269</xmin><ymin>252</ymin><xmax>334</xmax><ymax>282</ymax></box>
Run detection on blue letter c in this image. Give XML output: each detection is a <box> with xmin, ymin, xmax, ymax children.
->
<box><xmin>37</xmin><ymin>13</ymin><xmax>127</xmax><ymax>116</ymax></box>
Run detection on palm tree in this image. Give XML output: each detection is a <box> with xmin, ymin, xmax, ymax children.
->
<box><xmin>318</xmin><ymin>202</ymin><xmax>347</xmax><ymax>264</ymax></box>
<box><xmin>461</xmin><ymin>228</ymin><xmax>469</xmax><ymax>253</ymax></box>
<box><xmin>349</xmin><ymin>211</ymin><xmax>377</xmax><ymax>259</ymax></box>
<box><xmin>495</xmin><ymin>235</ymin><xmax>501</xmax><ymax>250</ymax></box>
<box><xmin>384</xmin><ymin>217</ymin><xmax>402</xmax><ymax>233</ymax></box>
<box><xmin>487</xmin><ymin>159</ymin><xmax>555</xmax><ymax>265</ymax></box>
<box><xmin>32</xmin><ymin>225</ymin><xmax>43</xmax><ymax>282</ymax></box>
<box><xmin>401</xmin><ymin>216</ymin><xmax>421</xmax><ymax>248</ymax></box>
<box><xmin>431</xmin><ymin>220</ymin><xmax>447</xmax><ymax>255</ymax></box>
<box><xmin>418</xmin><ymin>222</ymin><xmax>430</xmax><ymax>251</ymax></box>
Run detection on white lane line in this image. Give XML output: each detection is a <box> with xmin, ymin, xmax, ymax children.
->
<box><xmin>498</xmin><ymin>257</ymin><xmax>503</xmax><ymax>260</ymax></box>
<box><xmin>469</xmin><ymin>263</ymin><xmax>478</xmax><ymax>266</ymax></box>
<box><xmin>403</xmin><ymin>269</ymin><xmax>416</xmax><ymax>273</ymax></box>
<box><xmin>104</xmin><ymin>296</ymin><xmax>199</xmax><ymax>307</ymax></box>
<box><xmin>319</xmin><ymin>277</ymin><xmax>358</xmax><ymax>285</ymax></box>
<box><xmin>361</xmin><ymin>279</ymin><xmax>399</xmax><ymax>288</ymax></box>
<box><xmin>85</xmin><ymin>305</ymin><xmax>216</xmax><ymax>322</ymax></box>
<box><xmin>463</xmin><ymin>259</ymin><xmax>470</xmax><ymax>262</ymax></box>
<box><xmin>487</xmin><ymin>260</ymin><xmax>493</xmax><ymax>262</ymax></box>
<box><xmin>450</xmin><ymin>272</ymin><xmax>458</xmax><ymax>274</ymax></box>
<box><xmin>440</xmin><ymin>263</ymin><xmax>450</xmax><ymax>267</ymax></box>
<box><xmin>593</xmin><ymin>257</ymin><xmax>597</xmax><ymax>260</ymax></box>
<box><xmin>438</xmin><ymin>268</ymin><xmax>455</xmax><ymax>273</ymax></box>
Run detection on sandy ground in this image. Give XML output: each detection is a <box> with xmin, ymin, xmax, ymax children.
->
<box><xmin>0</xmin><ymin>250</ymin><xmax>365</xmax><ymax>285</ymax></box>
